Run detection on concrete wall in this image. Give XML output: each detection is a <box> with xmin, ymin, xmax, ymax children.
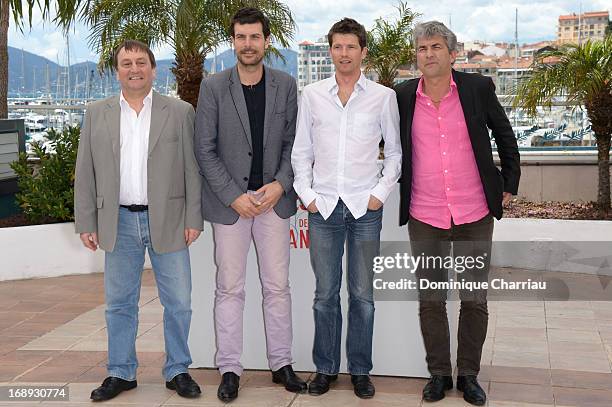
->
<box><xmin>494</xmin><ymin>150</ymin><xmax>612</xmax><ymax>202</ymax></box>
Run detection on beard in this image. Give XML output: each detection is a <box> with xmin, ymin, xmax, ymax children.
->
<box><xmin>236</xmin><ymin>49</ymin><xmax>265</xmax><ymax>67</ymax></box>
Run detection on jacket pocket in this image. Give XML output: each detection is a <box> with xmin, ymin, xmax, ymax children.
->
<box><xmin>96</xmin><ymin>196</ymin><xmax>104</xmax><ymax>209</ymax></box>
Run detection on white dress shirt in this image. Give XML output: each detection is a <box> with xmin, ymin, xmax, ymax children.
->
<box><xmin>292</xmin><ymin>73</ymin><xmax>402</xmax><ymax>220</ymax></box>
<box><xmin>119</xmin><ymin>89</ymin><xmax>153</xmax><ymax>205</ymax></box>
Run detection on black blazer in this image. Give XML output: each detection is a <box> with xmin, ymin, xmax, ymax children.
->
<box><xmin>394</xmin><ymin>70</ymin><xmax>520</xmax><ymax>226</ymax></box>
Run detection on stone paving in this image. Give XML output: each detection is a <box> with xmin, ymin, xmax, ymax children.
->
<box><xmin>1</xmin><ymin>271</ymin><xmax>612</xmax><ymax>406</ymax></box>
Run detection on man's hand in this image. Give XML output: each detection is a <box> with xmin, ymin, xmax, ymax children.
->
<box><xmin>184</xmin><ymin>228</ymin><xmax>201</xmax><ymax>246</ymax></box>
<box><xmin>502</xmin><ymin>192</ymin><xmax>513</xmax><ymax>206</ymax></box>
<box><xmin>80</xmin><ymin>232</ymin><xmax>98</xmax><ymax>251</ymax></box>
<box><xmin>307</xmin><ymin>199</ymin><xmax>319</xmax><ymax>213</ymax></box>
<box><xmin>367</xmin><ymin>195</ymin><xmax>383</xmax><ymax>211</ymax></box>
<box><xmin>231</xmin><ymin>193</ymin><xmax>262</xmax><ymax>218</ymax></box>
<box><xmin>255</xmin><ymin>181</ymin><xmax>284</xmax><ymax>213</ymax></box>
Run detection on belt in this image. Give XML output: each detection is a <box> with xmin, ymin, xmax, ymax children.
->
<box><xmin>120</xmin><ymin>204</ymin><xmax>148</xmax><ymax>212</ymax></box>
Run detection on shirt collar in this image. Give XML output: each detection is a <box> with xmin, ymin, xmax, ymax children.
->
<box><xmin>120</xmin><ymin>88</ymin><xmax>153</xmax><ymax>108</ymax></box>
<box><xmin>327</xmin><ymin>72</ymin><xmax>367</xmax><ymax>95</ymax></box>
<box><xmin>416</xmin><ymin>74</ymin><xmax>457</xmax><ymax>99</ymax></box>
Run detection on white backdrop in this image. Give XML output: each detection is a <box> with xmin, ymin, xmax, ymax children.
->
<box><xmin>188</xmin><ymin>187</ymin><xmax>451</xmax><ymax>377</ymax></box>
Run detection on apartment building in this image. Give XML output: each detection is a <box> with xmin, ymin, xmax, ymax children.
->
<box><xmin>557</xmin><ymin>11</ymin><xmax>609</xmax><ymax>44</ymax></box>
<box><xmin>297</xmin><ymin>38</ymin><xmax>334</xmax><ymax>92</ymax></box>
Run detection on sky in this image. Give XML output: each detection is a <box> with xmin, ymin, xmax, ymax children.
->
<box><xmin>7</xmin><ymin>0</ymin><xmax>612</xmax><ymax>65</ymax></box>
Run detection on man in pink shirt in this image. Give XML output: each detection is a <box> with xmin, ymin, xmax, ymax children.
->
<box><xmin>395</xmin><ymin>21</ymin><xmax>520</xmax><ymax>405</ymax></box>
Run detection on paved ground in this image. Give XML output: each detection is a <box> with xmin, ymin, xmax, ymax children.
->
<box><xmin>1</xmin><ymin>271</ymin><xmax>612</xmax><ymax>406</ymax></box>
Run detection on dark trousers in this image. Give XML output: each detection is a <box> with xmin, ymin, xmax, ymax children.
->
<box><xmin>408</xmin><ymin>215</ymin><xmax>494</xmax><ymax>376</ymax></box>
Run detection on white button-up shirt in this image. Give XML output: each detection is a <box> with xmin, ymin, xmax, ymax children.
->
<box><xmin>292</xmin><ymin>74</ymin><xmax>401</xmax><ymax>220</ymax></box>
<box><xmin>119</xmin><ymin>89</ymin><xmax>153</xmax><ymax>205</ymax></box>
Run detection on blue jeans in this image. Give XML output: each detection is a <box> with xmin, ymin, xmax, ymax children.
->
<box><xmin>104</xmin><ymin>207</ymin><xmax>193</xmax><ymax>381</ymax></box>
<box><xmin>308</xmin><ymin>200</ymin><xmax>382</xmax><ymax>375</ymax></box>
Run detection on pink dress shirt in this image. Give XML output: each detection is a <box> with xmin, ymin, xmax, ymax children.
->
<box><xmin>410</xmin><ymin>76</ymin><xmax>489</xmax><ymax>229</ymax></box>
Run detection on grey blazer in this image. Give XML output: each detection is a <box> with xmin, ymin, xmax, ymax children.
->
<box><xmin>74</xmin><ymin>91</ymin><xmax>203</xmax><ymax>253</ymax></box>
<box><xmin>194</xmin><ymin>66</ymin><xmax>298</xmax><ymax>224</ymax></box>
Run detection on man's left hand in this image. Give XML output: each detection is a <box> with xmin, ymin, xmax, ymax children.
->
<box><xmin>368</xmin><ymin>195</ymin><xmax>383</xmax><ymax>211</ymax></box>
<box><xmin>184</xmin><ymin>228</ymin><xmax>201</xmax><ymax>246</ymax></box>
<box><xmin>255</xmin><ymin>181</ymin><xmax>284</xmax><ymax>213</ymax></box>
<box><xmin>502</xmin><ymin>192</ymin><xmax>513</xmax><ymax>206</ymax></box>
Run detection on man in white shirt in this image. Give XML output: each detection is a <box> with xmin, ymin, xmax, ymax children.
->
<box><xmin>75</xmin><ymin>40</ymin><xmax>203</xmax><ymax>401</ymax></box>
<box><xmin>291</xmin><ymin>18</ymin><xmax>401</xmax><ymax>399</ymax></box>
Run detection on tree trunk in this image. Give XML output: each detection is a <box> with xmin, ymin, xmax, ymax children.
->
<box><xmin>172</xmin><ymin>51</ymin><xmax>205</xmax><ymax>109</ymax></box>
<box><xmin>595</xmin><ymin>134</ymin><xmax>611</xmax><ymax>210</ymax></box>
<box><xmin>586</xmin><ymin>91</ymin><xmax>612</xmax><ymax>210</ymax></box>
<box><xmin>0</xmin><ymin>0</ymin><xmax>9</xmax><ymax>119</ymax></box>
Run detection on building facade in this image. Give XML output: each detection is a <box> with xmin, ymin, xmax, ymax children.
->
<box><xmin>557</xmin><ymin>11</ymin><xmax>609</xmax><ymax>45</ymax></box>
<box><xmin>297</xmin><ymin>38</ymin><xmax>334</xmax><ymax>92</ymax></box>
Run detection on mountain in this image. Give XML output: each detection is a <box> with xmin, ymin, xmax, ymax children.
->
<box><xmin>204</xmin><ymin>48</ymin><xmax>297</xmax><ymax>77</ymax></box>
<box><xmin>7</xmin><ymin>46</ymin><xmax>297</xmax><ymax>98</ymax></box>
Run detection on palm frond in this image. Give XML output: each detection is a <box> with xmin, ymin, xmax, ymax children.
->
<box><xmin>363</xmin><ymin>1</ymin><xmax>419</xmax><ymax>87</ymax></box>
<box><xmin>514</xmin><ymin>36</ymin><xmax>612</xmax><ymax>116</ymax></box>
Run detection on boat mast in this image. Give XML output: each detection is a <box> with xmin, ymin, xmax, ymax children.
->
<box><xmin>514</xmin><ymin>8</ymin><xmax>518</xmax><ymax>127</ymax></box>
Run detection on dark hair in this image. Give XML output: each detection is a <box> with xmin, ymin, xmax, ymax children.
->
<box><xmin>113</xmin><ymin>40</ymin><xmax>156</xmax><ymax>69</ymax></box>
<box><xmin>229</xmin><ymin>7</ymin><xmax>271</xmax><ymax>38</ymax></box>
<box><xmin>327</xmin><ymin>18</ymin><xmax>367</xmax><ymax>49</ymax></box>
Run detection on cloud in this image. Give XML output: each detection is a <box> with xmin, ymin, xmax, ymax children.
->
<box><xmin>286</xmin><ymin>0</ymin><xmax>611</xmax><ymax>44</ymax></box>
<box><xmin>7</xmin><ymin>0</ymin><xmax>612</xmax><ymax>62</ymax></box>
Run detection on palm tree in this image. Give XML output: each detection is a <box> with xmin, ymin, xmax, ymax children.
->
<box><xmin>0</xmin><ymin>0</ymin><xmax>80</xmax><ymax>118</ymax></box>
<box><xmin>514</xmin><ymin>36</ymin><xmax>612</xmax><ymax>211</ymax></box>
<box><xmin>83</xmin><ymin>0</ymin><xmax>295</xmax><ymax>107</ymax></box>
<box><xmin>363</xmin><ymin>1</ymin><xmax>419</xmax><ymax>88</ymax></box>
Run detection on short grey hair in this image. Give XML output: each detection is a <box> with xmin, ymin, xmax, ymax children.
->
<box><xmin>413</xmin><ymin>21</ymin><xmax>457</xmax><ymax>52</ymax></box>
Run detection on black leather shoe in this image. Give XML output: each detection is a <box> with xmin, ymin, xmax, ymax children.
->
<box><xmin>457</xmin><ymin>375</ymin><xmax>486</xmax><ymax>406</ymax></box>
<box><xmin>422</xmin><ymin>375</ymin><xmax>453</xmax><ymax>402</ymax></box>
<box><xmin>166</xmin><ymin>373</ymin><xmax>201</xmax><ymax>398</ymax></box>
<box><xmin>351</xmin><ymin>375</ymin><xmax>375</xmax><ymax>399</ymax></box>
<box><xmin>272</xmin><ymin>365</ymin><xmax>307</xmax><ymax>393</ymax></box>
<box><xmin>217</xmin><ymin>372</ymin><xmax>240</xmax><ymax>402</ymax></box>
<box><xmin>90</xmin><ymin>377</ymin><xmax>137</xmax><ymax>401</ymax></box>
<box><xmin>308</xmin><ymin>373</ymin><xmax>338</xmax><ymax>396</ymax></box>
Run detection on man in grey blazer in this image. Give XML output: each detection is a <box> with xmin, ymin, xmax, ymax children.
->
<box><xmin>74</xmin><ymin>40</ymin><xmax>203</xmax><ymax>401</ymax></box>
<box><xmin>194</xmin><ymin>7</ymin><xmax>305</xmax><ymax>403</ymax></box>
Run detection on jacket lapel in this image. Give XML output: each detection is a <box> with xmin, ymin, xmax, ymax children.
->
<box><xmin>402</xmin><ymin>79</ymin><xmax>418</xmax><ymax>146</ymax></box>
<box><xmin>453</xmin><ymin>70</ymin><xmax>475</xmax><ymax>124</ymax></box>
<box><xmin>263</xmin><ymin>67</ymin><xmax>278</xmax><ymax>148</ymax></box>
<box><xmin>148</xmin><ymin>91</ymin><xmax>169</xmax><ymax>154</ymax></box>
<box><xmin>104</xmin><ymin>96</ymin><xmax>121</xmax><ymax>177</ymax></box>
<box><xmin>454</xmin><ymin>69</ymin><xmax>484</xmax><ymax>151</ymax></box>
<box><xmin>229</xmin><ymin>66</ymin><xmax>253</xmax><ymax>149</ymax></box>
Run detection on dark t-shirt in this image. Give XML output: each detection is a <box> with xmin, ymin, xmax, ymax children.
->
<box><xmin>242</xmin><ymin>73</ymin><xmax>266</xmax><ymax>191</ymax></box>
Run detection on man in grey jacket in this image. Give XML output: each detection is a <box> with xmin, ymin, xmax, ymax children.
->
<box><xmin>194</xmin><ymin>7</ymin><xmax>305</xmax><ymax>403</ymax></box>
<box><xmin>74</xmin><ymin>40</ymin><xmax>202</xmax><ymax>401</ymax></box>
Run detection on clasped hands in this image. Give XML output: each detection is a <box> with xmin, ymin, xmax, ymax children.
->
<box><xmin>230</xmin><ymin>180</ymin><xmax>284</xmax><ymax>218</ymax></box>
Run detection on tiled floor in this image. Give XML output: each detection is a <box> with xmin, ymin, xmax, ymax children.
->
<box><xmin>1</xmin><ymin>271</ymin><xmax>612</xmax><ymax>406</ymax></box>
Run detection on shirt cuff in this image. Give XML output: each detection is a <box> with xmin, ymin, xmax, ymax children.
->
<box><xmin>298</xmin><ymin>188</ymin><xmax>318</xmax><ymax>209</ymax></box>
<box><xmin>370</xmin><ymin>183</ymin><xmax>391</xmax><ymax>204</ymax></box>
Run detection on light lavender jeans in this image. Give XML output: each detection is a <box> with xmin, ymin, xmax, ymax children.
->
<box><xmin>212</xmin><ymin>208</ymin><xmax>293</xmax><ymax>376</ymax></box>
